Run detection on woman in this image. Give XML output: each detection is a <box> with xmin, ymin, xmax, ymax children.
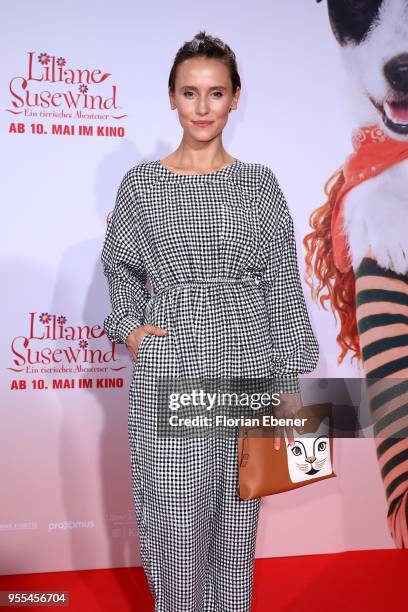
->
<box><xmin>101</xmin><ymin>31</ymin><xmax>319</xmax><ymax>612</ymax></box>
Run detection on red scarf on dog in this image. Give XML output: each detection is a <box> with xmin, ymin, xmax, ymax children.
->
<box><xmin>331</xmin><ymin>123</ymin><xmax>408</xmax><ymax>272</ymax></box>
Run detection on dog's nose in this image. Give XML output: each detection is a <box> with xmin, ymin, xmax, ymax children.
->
<box><xmin>384</xmin><ymin>53</ymin><xmax>408</xmax><ymax>93</ymax></box>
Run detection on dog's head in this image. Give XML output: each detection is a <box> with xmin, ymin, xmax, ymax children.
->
<box><xmin>317</xmin><ymin>0</ymin><xmax>408</xmax><ymax>139</ymax></box>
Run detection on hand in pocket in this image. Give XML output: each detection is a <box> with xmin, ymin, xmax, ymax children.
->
<box><xmin>125</xmin><ymin>324</ymin><xmax>167</xmax><ymax>361</ymax></box>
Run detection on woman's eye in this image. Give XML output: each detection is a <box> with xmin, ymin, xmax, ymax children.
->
<box><xmin>182</xmin><ymin>91</ymin><xmax>223</xmax><ymax>98</ymax></box>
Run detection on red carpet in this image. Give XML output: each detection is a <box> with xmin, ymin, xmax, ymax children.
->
<box><xmin>1</xmin><ymin>550</ymin><xmax>406</xmax><ymax>611</ymax></box>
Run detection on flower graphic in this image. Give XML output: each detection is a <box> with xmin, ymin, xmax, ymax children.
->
<box><xmin>79</xmin><ymin>84</ymin><xmax>88</xmax><ymax>94</ymax></box>
<box><xmin>79</xmin><ymin>339</ymin><xmax>88</xmax><ymax>349</ymax></box>
<box><xmin>38</xmin><ymin>52</ymin><xmax>50</xmax><ymax>65</ymax></box>
<box><xmin>57</xmin><ymin>315</ymin><xmax>67</xmax><ymax>325</ymax></box>
<box><xmin>39</xmin><ymin>312</ymin><xmax>51</xmax><ymax>324</ymax></box>
<box><xmin>56</xmin><ymin>57</ymin><xmax>66</xmax><ymax>67</ymax></box>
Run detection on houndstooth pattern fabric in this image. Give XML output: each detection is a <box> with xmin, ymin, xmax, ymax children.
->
<box><xmin>100</xmin><ymin>158</ymin><xmax>319</xmax><ymax>611</ymax></box>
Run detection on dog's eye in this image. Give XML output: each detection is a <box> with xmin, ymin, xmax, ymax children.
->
<box><xmin>344</xmin><ymin>0</ymin><xmax>370</xmax><ymax>10</ymax></box>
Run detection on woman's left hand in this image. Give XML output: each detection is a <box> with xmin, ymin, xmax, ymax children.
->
<box><xmin>272</xmin><ymin>392</ymin><xmax>303</xmax><ymax>450</ymax></box>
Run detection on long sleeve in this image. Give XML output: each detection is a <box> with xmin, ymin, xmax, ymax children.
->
<box><xmin>100</xmin><ymin>169</ymin><xmax>151</xmax><ymax>344</ymax></box>
<box><xmin>257</xmin><ymin>166</ymin><xmax>319</xmax><ymax>393</ymax></box>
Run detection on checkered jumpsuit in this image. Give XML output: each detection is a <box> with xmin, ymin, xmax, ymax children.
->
<box><xmin>100</xmin><ymin>159</ymin><xmax>319</xmax><ymax>611</ymax></box>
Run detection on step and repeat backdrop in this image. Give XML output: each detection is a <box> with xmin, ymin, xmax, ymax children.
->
<box><xmin>1</xmin><ymin>0</ymin><xmax>400</xmax><ymax>574</ymax></box>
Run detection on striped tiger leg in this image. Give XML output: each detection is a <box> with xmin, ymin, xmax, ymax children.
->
<box><xmin>355</xmin><ymin>257</ymin><xmax>408</xmax><ymax>548</ymax></box>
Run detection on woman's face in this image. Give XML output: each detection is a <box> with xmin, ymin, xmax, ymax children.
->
<box><xmin>169</xmin><ymin>56</ymin><xmax>240</xmax><ymax>142</ymax></box>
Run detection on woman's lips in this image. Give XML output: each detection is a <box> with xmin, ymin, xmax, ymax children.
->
<box><xmin>193</xmin><ymin>121</ymin><xmax>213</xmax><ymax>127</ymax></box>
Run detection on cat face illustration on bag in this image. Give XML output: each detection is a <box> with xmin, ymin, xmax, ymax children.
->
<box><xmin>284</xmin><ymin>417</ymin><xmax>333</xmax><ymax>483</ymax></box>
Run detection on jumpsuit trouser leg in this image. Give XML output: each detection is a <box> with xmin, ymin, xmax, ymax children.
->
<box><xmin>128</xmin><ymin>371</ymin><xmax>261</xmax><ymax>611</ymax></box>
<box><xmin>202</xmin><ymin>432</ymin><xmax>261</xmax><ymax>611</ymax></box>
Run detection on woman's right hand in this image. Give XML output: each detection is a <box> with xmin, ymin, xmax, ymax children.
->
<box><xmin>125</xmin><ymin>324</ymin><xmax>168</xmax><ymax>361</ymax></box>
<box><xmin>272</xmin><ymin>392</ymin><xmax>304</xmax><ymax>450</ymax></box>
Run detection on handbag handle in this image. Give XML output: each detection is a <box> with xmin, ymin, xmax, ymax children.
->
<box><xmin>239</xmin><ymin>428</ymin><xmax>250</xmax><ymax>468</ymax></box>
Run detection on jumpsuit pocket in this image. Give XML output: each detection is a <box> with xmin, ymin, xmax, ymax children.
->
<box><xmin>220</xmin><ymin>202</ymin><xmax>252</xmax><ymax>242</ymax></box>
<box><xmin>134</xmin><ymin>332</ymin><xmax>152</xmax><ymax>365</ymax></box>
<box><xmin>219</xmin><ymin>196</ymin><xmax>256</xmax><ymax>257</ymax></box>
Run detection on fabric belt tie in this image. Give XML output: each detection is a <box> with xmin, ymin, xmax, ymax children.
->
<box><xmin>149</xmin><ymin>275</ymin><xmax>263</xmax><ymax>302</ymax></box>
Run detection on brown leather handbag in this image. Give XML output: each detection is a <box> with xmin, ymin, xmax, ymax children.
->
<box><xmin>236</xmin><ymin>402</ymin><xmax>336</xmax><ymax>499</ymax></box>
